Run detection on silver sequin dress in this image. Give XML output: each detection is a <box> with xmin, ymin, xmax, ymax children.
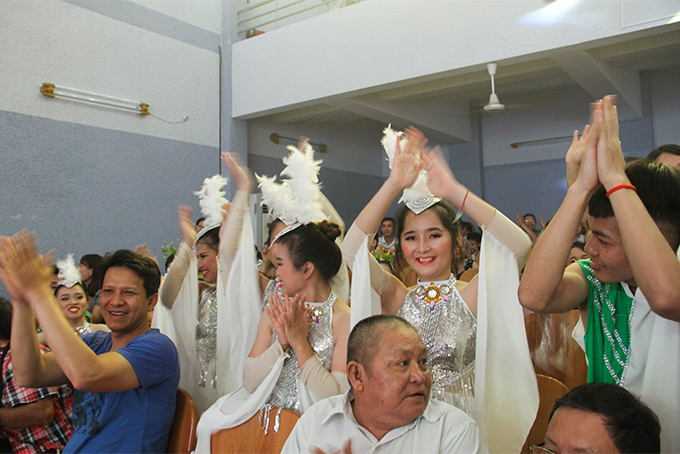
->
<box><xmin>261</xmin><ymin>278</ymin><xmax>279</xmax><ymax>311</ymax></box>
<box><xmin>397</xmin><ymin>275</ymin><xmax>477</xmax><ymax>416</ymax></box>
<box><xmin>196</xmin><ymin>286</ymin><xmax>218</xmax><ymax>388</ymax></box>
<box><xmin>265</xmin><ymin>292</ymin><xmax>336</xmax><ymax>414</ymax></box>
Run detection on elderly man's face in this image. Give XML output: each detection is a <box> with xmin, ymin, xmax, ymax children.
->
<box><xmin>358</xmin><ymin>327</ymin><xmax>431</xmax><ymax>430</ymax></box>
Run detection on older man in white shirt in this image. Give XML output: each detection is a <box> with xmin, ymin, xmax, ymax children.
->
<box><xmin>282</xmin><ymin>315</ymin><xmax>486</xmax><ymax>454</ymax></box>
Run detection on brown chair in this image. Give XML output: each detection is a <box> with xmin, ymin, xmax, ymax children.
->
<box><xmin>521</xmin><ymin>374</ymin><xmax>570</xmax><ymax>453</ymax></box>
<box><xmin>167</xmin><ymin>388</ymin><xmax>200</xmax><ymax>454</ymax></box>
<box><xmin>211</xmin><ymin>406</ymin><xmax>300</xmax><ymax>453</ymax></box>
<box><xmin>524</xmin><ymin>310</ymin><xmax>587</xmax><ymax>390</ymax></box>
<box><xmin>458</xmin><ymin>267</ymin><xmax>479</xmax><ymax>282</ymax></box>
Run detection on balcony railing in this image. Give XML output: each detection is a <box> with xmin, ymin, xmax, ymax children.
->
<box><xmin>237</xmin><ymin>0</ymin><xmax>362</xmax><ymax>38</ymax></box>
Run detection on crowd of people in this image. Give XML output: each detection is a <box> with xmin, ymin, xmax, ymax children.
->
<box><xmin>0</xmin><ymin>95</ymin><xmax>678</xmax><ymax>453</ymax></box>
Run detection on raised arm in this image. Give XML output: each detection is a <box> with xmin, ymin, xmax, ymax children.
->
<box><xmin>1</xmin><ymin>232</ymin><xmax>146</xmax><ymax>393</ymax></box>
<box><xmin>596</xmin><ymin>96</ymin><xmax>680</xmax><ymax>321</ymax></box>
<box><xmin>218</xmin><ymin>152</ymin><xmax>253</xmax><ymax>278</ymax></box>
<box><xmin>0</xmin><ymin>234</ymin><xmax>69</xmax><ymax>388</ymax></box>
<box><xmin>516</xmin><ymin>213</ymin><xmax>538</xmax><ymax>242</ymax></box>
<box><xmin>159</xmin><ymin>206</ymin><xmax>197</xmax><ymax>309</ymax></box>
<box><xmin>422</xmin><ymin>145</ymin><xmax>531</xmax><ymax>264</ymax></box>
<box><xmin>518</xmin><ymin>109</ymin><xmax>601</xmax><ymax>314</ymax></box>
<box><xmin>342</xmin><ymin>128</ymin><xmax>424</xmax><ymax>313</ymax></box>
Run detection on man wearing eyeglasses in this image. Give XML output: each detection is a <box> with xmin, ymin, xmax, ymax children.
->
<box><xmin>531</xmin><ymin>382</ymin><xmax>660</xmax><ymax>454</ymax></box>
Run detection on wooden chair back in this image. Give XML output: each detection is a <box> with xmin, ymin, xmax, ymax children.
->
<box><xmin>458</xmin><ymin>267</ymin><xmax>479</xmax><ymax>282</ymax></box>
<box><xmin>521</xmin><ymin>374</ymin><xmax>570</xmax><ymax>453</ymax></box>
<box><xmin>524</xmin><ymin>310</ymin><xmax>587</xmax><ymax>390</ymax></box>
<box><xmin>211</xmin><ymin>407</ymin><xmax>300</xmax><ymax>453</ymax></box>
<box><xmin>167</xmin><ymin>388</ymin><xmax>200</xmax><ymax>454</ymax></box>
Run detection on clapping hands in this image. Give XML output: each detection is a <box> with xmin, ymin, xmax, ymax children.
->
<box><xmin>264</xmin><ymin>293</ymin><xmax>310</xmax><ymax>352</ymax></box>
<box><xmin>571</xmin><ymin>95</ymin><xmax>628</xmax><ymax>193</ymax></box>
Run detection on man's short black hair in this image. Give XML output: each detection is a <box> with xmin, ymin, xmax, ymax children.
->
<box><xmin>100</xmin><ymin>250</ymin><xmax>161</xmax><ymax>298</ymax></box>
<box><xmin>647</xmin><ymin>143</ymin><xmax>680</xmax><ymax>162</ymax></box>
<box><xmin>347</xmin><ymin>315</ymin><xmax>418</xmax><ymax>374</ymax></box>
<box><xmin>588</xmin><ymin>159</ymin><xmax>680</xmax><ymax>251</ymax></box>
<box><xmin>572</xmin><ymin>241</ymin><xmax>586</xmax><ymax>251</ymax></box>
<box><xmin>467</xmin><ymin>232</ymin><xmax>482</xmax><ymax>243</ymax></box>
<box><xmin>550</xmin><ymin>383</ymin><xmax>660</xmax><ymax>453</ymax></box>
<box><xmin>381</xmin><ymin>217</ymin><xmax>395</xmax><ymax>225</ymax></box>
<box><xmin>0</xmin><ymin>298</ymin><xmax>11</xmax><ymax>341</ymax></box>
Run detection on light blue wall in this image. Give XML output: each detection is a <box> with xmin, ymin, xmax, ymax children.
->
<box><xmin>0</xmin><ymin>110</ymin><xmax>219</xmax><ymax>264</ymax></box>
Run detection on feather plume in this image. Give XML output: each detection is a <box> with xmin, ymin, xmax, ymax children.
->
<box><xmin>194</xmin><ymin>175</ymin><xmax>229</xmax><ymax>229</ymax></box>
<box><xmin>56</xmin><ymin>254</ymin><xmax>81</xmax><ymax>288</ymax></box>
<box><xmin>257</xmin><ymin>143</ymin><xmax>326</xmax><ymax>226</ymax></box>
<box><xmin>381</xmin><ymin>124</ymin><xmax>405</xmax><ymax>169</ymax></box>
<box><xmin>256</xmin><ymin>174</ymin><xmax>295</xmax><ymax>224</ymax></box>
<box><xmin>281</xmin><ymin>144</ymin><xmax>324</xmax><ymax>225</ymax></box>
<box><xmin>398</xmin><ymin>170</ymin><xmax>435</xmax><ymax>205</ymax></box>
<box><xmin>381</xmin><ymin>125</ymin><xmax>440</xmax><ymax>214</ymax></box>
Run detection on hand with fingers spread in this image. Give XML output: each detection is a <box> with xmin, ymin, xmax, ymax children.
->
<box><xmin>281</xmin><ymin>294</ymin><xmax>310</xmax><ymax>352</ymax></box>
<box><xmin>221</xmin><ymin>152</ymin><xmax>253</xmax><ymax>193</ymax></box>
<box><xmin>297</xmin><ymin>136</ymin><xmax>310</xmax><ymax>152</ymax></box>
<box><xmin>0</xmin><ymin>231</ymin><xmax>53</xmax><ymax>304</ymax></box>
<box><xmin>386</xmin><ymin>128</ymin><xmax>426</xmax><ymax>191</ymax></box>
<box><xmin>134</xmin><ymin>243</ymin><xmax>157</xmax><ymax>265</ymax></box>
<box><xmin>178</xmin><ymin>205</ymin><xmax>198</xmax><ymax>246</ymax></box>
<box><xmin>595</xmin><ymin>95</ymin><xmax>629</xmax><ymax>190</ymax></box>
<box><xmin>265</xmin><ymin>292</ymin><xmax>290</xmax><ymax>350</ymax></box>
<box><xmin>565</xmin><ymin>124</ymin><xmax>592</xmax><ymax>188</ymax></box>
<box><xmin>421</xmin><ymin>145</ymin><xmax>462</xmax><ymax>201</ymax></box>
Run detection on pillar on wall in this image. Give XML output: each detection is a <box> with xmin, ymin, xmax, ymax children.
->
<box><xmin>221</xmin><ymin>0</ymin><xmax>248</xmax><ymax>200</ymax></box>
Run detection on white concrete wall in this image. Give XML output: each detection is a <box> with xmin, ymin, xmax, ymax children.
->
<box><xmin>232</xmin><ymin>0</ymin><xmax>678</xmax><ymax>119</ymax></box>
<box><xmin>1</xmin><ymin>0</ymin><xmax>219</xmax><ymax>147</ymax></box>
<box><xmin>0</xmin><ymin>0</ymin><xmax>221</xmax><ymax>276</ymax></box>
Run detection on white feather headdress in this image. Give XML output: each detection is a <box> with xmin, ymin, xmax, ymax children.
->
<box><xmin>381</xmin><ymin>125</ymin><xmax>441</xmax><ymax>214</ymax></box>
<box><xmin>194</xmin><ymin>174</ymin><xmax>229</xmax><ymax>240</ymax></box>
<box><xmin>257</xmin><ymin>142</ymin><xmax>326</xmax><ymax>243</ymax></box>
<box><xmin>56</xmin><ymin>254</ymin><xmax>82</xmax><ymax>289</ymax></box>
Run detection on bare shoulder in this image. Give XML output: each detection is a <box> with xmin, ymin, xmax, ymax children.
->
<box><xmin>382</xmin><ymin>281</ymin><xmax>409</xmax><ymax>315</ymax></box>
<box><xmin>455</xmin><ymin>276</ymin><xmax>479</xmax><ymax>317</ymax></box>
<box><xmin>332</xmin><ymin>299</ymin><xmax>351</xmax><ymax>323</ymax></box>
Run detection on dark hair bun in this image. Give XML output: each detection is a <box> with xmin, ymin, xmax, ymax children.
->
<box><xmin>316</xmin><ymin>220</ymin><xmax>342</xmax><ymax>242</ymax></box>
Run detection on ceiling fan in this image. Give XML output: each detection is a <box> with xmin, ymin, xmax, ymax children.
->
<box><xmin>483</xmin><ymin>62</ymin><xmax>506</xmax><ymax>112</ymax></box>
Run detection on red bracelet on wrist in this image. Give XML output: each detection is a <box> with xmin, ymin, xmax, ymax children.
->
<box><xmin>460</xmin><ymin>188</ymin><xmax>470</xmax><ymax>211</ymax></box>
<box><xmin>606</xmin><ymin>184</ymin><xmax>636</xmax><ymax>198</ymax></box>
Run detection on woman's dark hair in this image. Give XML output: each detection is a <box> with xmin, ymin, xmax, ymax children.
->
<box><xmin>196</xmin><ymin>226</ymin><xmax>220</xmax><ymax>252</ymax></box>
<box><xmin>647</xmin><ymin>143</ymin><xmax>680</xmax><ymax>161</ymax></box>
<box><xmin>80</xmin><ymin>254</ymin><xmax>103</xmax><ymax>298</ymax></box>
<box><xmin>165</xmin><ymin>254</ymin><xmax>176</xmax><ymax>273</ymax></box>
<box><xmin>267</xmin><ymin>219</ymin><xmax>285</xmax><ymax>243</ymax></box>
<box><xmin>394</xmin><ymin>201</ymin><xmax>465</xmax><ymax>275</ymax></box>
<box><xmin>54</xmin><ymin>281</ymin><xmax>88</xmax><ymax>298</ymax></box>
<box><xmin>276</xmin><ymin>220</ymin><xmax>342</xmax><ymax>282</ymax></box>
<box><xmin>588</xmin><ymin>159</ymin><xmax>680</xmax><ymax>251</ymax></box>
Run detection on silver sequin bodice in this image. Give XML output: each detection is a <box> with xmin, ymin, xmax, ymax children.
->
<box><xmin>266</xmin><ymin>292</ymin><xmax>336</xmax><ymax>413</ymax></box>
<box><xmin>397</xmin><ymin>277</ymin><xmax>476</xmax><ymax>415</ymax></box>
<box><xmin>196</xmin><ymin>286</ymin><xmax>218</xmax><ymax>388</ymax></box>
<box><xmin>261</xmin><ymin>278</ymin><xmax>281</xmax><ymax>311</ymax></box>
